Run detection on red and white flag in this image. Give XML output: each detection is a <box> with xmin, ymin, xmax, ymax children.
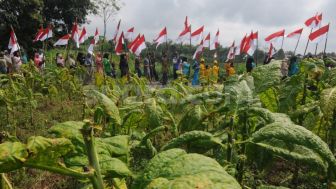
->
<box><xmin>54</xmin><ymin>34</ymin><xmax>70</xmax><ymax>46</ymax></box>
<box><xmin>265</xmin><ymin>29</ymin><xmax>285</xmax><ymax>47</ymax></box>
<box><xmin>193</xmin><ymin>39</ymin><xmax>204</xmax><ymax>59</ymax></box>
<box><xmin>87</xmin><ymin>38</ymin><xmax>95</xmax><ymax>54</ymax></box>
<box><xmin>79</xmin><ymin>27</ymin><xmax>87</xmax><ymax>44</ymax></box>
<box><xmin>286</xmin><ymin>28</ymin><xmax>303</xmax><ymax>39</ymax></box>
<box><xmin>115</xmin><ymin>31</ymin><xmax>125</xmax><ymax>55</ymax></box>
<box><xmin>203</xmin><ymin>33</ymin><xmax>211</xmax><ymax>48</ymax></box>
<box><xmin>39</xmin><ymin>26</ymin><xmax>53</xmax><ymax>42</ymax></box>
<box><xmin>8</xmin><ymin>28</ymin><xmax>20</xmax><ymax>55</ymax></box>
<box><xmin>33</xmin><ymin>27</ymin><xmax>44</xmax><ymax>42</ymax></box>
<box><xmin>94</xmin><ymin>28</ymin><xmax>99</xmax><ymax>44</ymax></box>
<box><xmin>244</xmin><ymin>31</ymin><xmax>258</xmax><ymax>56</ymax></box>
<box><xmin>131</xmin><ymin>35</ymin><xmax>146</xmax><ymax>56</ymax></box>
<box><xmin>236</xmin><ymin>34</ymin><xmax>247</xmax><ymax>55</ymax></box>
<box><xmin>305</xmin><ymin>13</ymin><xmax>322</xmax><ymax>29</ymax></box>
<box><xmin>191</xmin><ymin>26</ymin><xmax>204</xmax><ymax>44</ymax></box>
<box><xmin>268</xmin><ymin>43</ymin><xmax>277</xmax><ymax>58</ymax></box>
<box><xmin>154</xmin><ymin>27</ymin><xmax>167</xmax><ymax>48</ymax></box>
<box><xmin>71</xmin><ymin>22</ymin><xmax>80</xmax><ymax>48</ymax></box>
<box><xmin>210</xmin><ymin>29</ymin><xmax>220</xmax><ymax>50</ymax></box>
<box><xmin>227</xmin><ymin>41</ymin><xmax>235</xmax><ymax>60</ymax></box>
<box><xmin>125</xmin><ymin>27</ymin><xmax>134</xmax><ymax>40</ymax></box>
<box><xmin>177</xmin><ymin>26</ymin><xmax>191</xmax><ymax>43</ymax></box>
<box><xmin>309</xmin><ymin>24</ymin><xmax>329</xmax><ymax>44</ymax></box>
<box><xmin>113</xmin><ymin>19</ymin><xmax>121</xmax><ymax>42</ymax></box>
<box><xmin>184</xmin><ymin>16</ymin><xmax>189</xmax><ymax>29</ymax></box>
<box><xmin>128</xmin><ymin>34</ymin><xmax>140</xmax><ymax>50</ymax></box>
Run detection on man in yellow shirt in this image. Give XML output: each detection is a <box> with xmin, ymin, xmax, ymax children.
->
<box><xmin>212</xmin><ymin>60</ymin><xmax>219</xmax><ymax>82</ymax></box>
<box><xmin>200</xmin><ymin>58</ymin><xmax>206</xmax><ymax>78</ymax></box>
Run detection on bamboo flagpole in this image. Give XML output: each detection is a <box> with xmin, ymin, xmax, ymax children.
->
<box><xmin>323</xmin><ymin>23</ymin><xmax>330</xmax><ymax>56</ymax></box>
<box><xmin>293</xmin><ymin>33</ymin><xmax>302</xmax><ymax>55</ymax></box>
<box><xmin>303</xmin><ymin>28</ymin><xmax>313</xmax><ymax>56</ymax></box>
<box><xmin>255</xmin><ymin>31</ymin><xmax>259</xmax><ymax>66</ymax></box>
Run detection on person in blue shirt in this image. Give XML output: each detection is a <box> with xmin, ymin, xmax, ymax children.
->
<box><xmin>192</xmin><ymin>60</ymin><xmax>200</xmax><ymax>85</ymax></box>
<box><xmin>182</xmin><ymin>57</ymin><xmax>190</xmax><ymax>78</ymax></box>
<box><xmin>288</xmin><ymin>56</ymin><xmax>299</xmax><ymax>76</ymax></box>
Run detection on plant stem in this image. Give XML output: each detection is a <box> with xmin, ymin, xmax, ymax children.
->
<box><xmin>227</xmin><ymin>116</ymin><xmax>233</xmax><ymax>162</ymax></box>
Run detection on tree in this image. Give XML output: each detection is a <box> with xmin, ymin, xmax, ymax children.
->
<box><xmin>0</xmin><ymin>0</ymin><xmax>44</xmax><ymax>55</ymax></box>
<box><xmin>42</xmin><ymin>0</ymin><xmax>97</xmax><ymax>33</ymax></box>
<box><xmin>95</xmin><ymin>0</ymin><xmax>121</xmax><ymax>39</ymax></box>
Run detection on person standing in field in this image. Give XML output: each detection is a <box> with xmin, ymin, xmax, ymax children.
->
<box><xmin>84</xmin><ymin>53</ymin><xmax>94</xmax><ymax>84</ymax></box>
<box><xmin>225</xmin><ymin>60</ymin><xmax>236</xmax><ymax>77</ymax></box>
<box><xmin>12</xmin><ymin>51</ymin><xmax>22</xmax><ymax>72</ymax></box>
<box><xmin>192</xmin><ymin>59</ymin><xmax>200</xmax><ymax>85</ymax></box>
<box><xmin>281</xmin><ymin>58</ymin><xmax>289</xmax><ymax>80</ymax></box>
<box><xmin>199</xmin><ymin>58</ymin><xmax>206</xmax><ymax>79</ymax></box>
<box><xmin>34</xmin><ymin>52</ymin><xmax>41</xmax><ymax>68</ymax></box>
<box><xmin>246</xmin><ymin>56</ymin><xmax>255</xmax><ymax>73</ymax></box>
<box><xmin>135</xmin><ymin>56</ymin><xmax>142</xmax><ymax>77</ymax></box>
<box><xmin>4</xmin><ymin>50</ymin><xmax>12</xmax><ymax>73</ymax></box>
<box><xmin>144</xmin><ymin>55</ymin><xmax>151</xmax><ymax>80</ymax></box>
<box><xmin>182</xmin><ymin>57</ymin><xmax>190</xmax><ymax>78</ymax></box>
<box><xmin>119</xmin><ymin>53</ymin><xmax>129</xmax><ymax>78</ymax></box>
<box><xmin>0</xmin><ymin>52</ymin><xmax>7</xmax><ymax>74</ymax></box>
<box><xmin>288</xmin><ymin>56</ymin><xmax>299</xmax><ymax>76</ymax></box>
<box><xmin>95</xmin><ymin>53</ymin><xmax>103</xmax><ymax>74</ymax></box>
<box><xmin>212</xmin><ymin>60</ymin><xmax>219</xmax><ymax>83</ymax></box>
<box><xmin>149</xmin><ymin>52</ymin><xmax>158</xmax><ymax>81</ymax></box>
<box><xmin>161</xmin><ymin>52</ymin><xmax>169</xmax><ymax>85</ymax></box>
<box><xmin>173</xmin><ymin>54</ymin><xmax>179</xmax><ymax>79</ymax></box>
<box><xmin>103</xmin><ymin>53</ymin><xmax>113</xmax><ymax>77</ymax></box>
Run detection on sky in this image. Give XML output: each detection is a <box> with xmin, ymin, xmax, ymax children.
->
<box><xmin>86</xmin><ymin>0</ymin><xmax>336</xmax><ymax>54</ymax></box>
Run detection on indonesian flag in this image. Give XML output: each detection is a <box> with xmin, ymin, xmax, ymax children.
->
<box><xmin>128</xmin><ymin>34</ymin><xmax>140</xmax><ymax>50</ymax></box>
<box><xmin>265</xmin><ymin>29</ymin><xmax>285</xmax><ymax>45</ymax></box>
<box><xmin>309</xmin><ymin>24</ymin><xmax>329</xmax><ymax>44</ymax></box>
<box><xmin>154</xmin><ymin>27</ymin><xmax>167</xmax><ymax>48</ymax></box>
<box><xmin>177</xmin><ymin>25</ymin><xmax>191</xmax><ymax>43</ymax></box>
<box><xmin>8</xmin><ymin>29</ymin><xmax>20</xmax><ymax>55</ymax></box>
<box><xmin>79</xmin><ymin>27</ymin><xmax>87</xmax><ymax>44</ymax></box>
<box><xmin>268</xmin><ymin>43</ymin><xmax>277</xmax><ymax>58</ymax></box>
<box><xmin>94</xmin><ymin>28</ymin><xmax>99</xmax><ymax>44</ymax></box>
<box><xmin>71</xmin><ymin>22</ymin><xmax>80</xmax><ymax>48</ymax></box>
<box><xmin>131</xmin><ymin>35</ymin><xmax>146</xmax><ymax>56</ymax></box>
<box><xmin>193</xmin><ymin>40</ymin><xmax>204</xmax><ymax>59</ymax></box>
<box><xmin>88</xmin><ymin>38</ymin><xmax>95</xmax><ymax>54</ymax></box>
<box><xmin>191</xmin><ymin>26</ymin><xmax>204</xmax><ymax>44</ymax></box>
<box><xmin>39</xmin><ymin>26</ymin><xmax>53</xmax><ymax>41</ymax></box>
<box><xmin>184</xmin><ymin>16</ymin><xmax>189</xmax><ymax>29</ymax></box>
<box><xmin>113</xmin><ymin>19</ymin><xmax>121</xmax><ymax>42</ymax></box>
<box><xmin>244</xmin><ymin>31</ymin><xmax>258</xmax><ymax>56</ymax></box>
<box><xmin>54</xmin><ymin>34</ymin><xmax>70</xmax><ymax>46</ymax></box>
<box><xmin>203</xmin><ymin>33</ymin><xmax>211</xmax><ymax>48</ymax></box>
<box><xmin>305</xmin><ymin>13</ymin><xmax>322</xmax><ymax>29</ymax></box>
<box><xmin>115</xmin><ymin>31</ymin><xmax>125</xmax><ymax>55</ymax></box>
<box><xmin>33</xmin><ymin>27</ymin><xmax>44</xmax><ymax>42</ymax></box>
<box><xmin>210</xmin><ymin>29</ymin><xmax>219</xmax><ymax>50</ymax></box>
<box><xmin>286</xmin><ymin>28</ymin><xmax>303</xmax><ymax>39</ymax></box>
<box><xmin>227</xmin><ymin>41</ymin><xmax>235</xmax><ymax>60</ymax></box>
<box><xmin>125</xmin><ymin>27</ymin><xmax>134</xmax><ymax>40</ymax></box>
<box><xmin>237</xmin><ymin>35</ymin><xmax>247</xmax><ymax>55</ymax></box>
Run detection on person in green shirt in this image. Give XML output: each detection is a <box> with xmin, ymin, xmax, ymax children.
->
<box><xmin>103</xmin><ymin>53</ymin><xmax>112</xmax><ymax>77</ymax></box>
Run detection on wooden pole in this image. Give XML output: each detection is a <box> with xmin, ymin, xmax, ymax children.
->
<box><xmin>255</xmin><ymin>33</ymin><xmax>259</xmax><ymax>66</ymax></box>
<box><xmin>314</xmin><ymin>43</ymin><xmax>318</xmax><ymax>56</ymax></box>
<box><xmin>293</xmin><ymin>33</ymin><xmax>301</xmax><ymax>55</ymax></box>
<box><xmin>303</xmin><ymin>28</ymin><xmax>313</xmax><ymax>56</ymax></box>
<box><xmin>280</xmin><ymin>35</ymin><xmax>285</xmax><ymax>50</ymax></box>
<box><xmin>323</xmin><ymin>23</ymin><xmax>330</xmax><ymax>56</ymax></box>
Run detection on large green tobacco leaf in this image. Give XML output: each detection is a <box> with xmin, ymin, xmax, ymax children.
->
<box><xmin>132</xmin><ymin>149</ymin><xmax>241</xmax><ymax>189</ymax></box>
<box><xmin>161</xmin><ymin>131</ymin><xmax>223</xmax><ymax>151</ymax></box>
<box><xmin>320</xmin><ymin>87</ymin><xmax>336</xmax><ymax>118</ymax></box>
<box><xmin>252</xmin><ymin>61</ymin><xmax>282</xmax><ymax>93</ymax></box>
<box><xmin>278</xmin><ymin>75</ymin><xmax>303</xmax><ymax>113</ymax></box>
<box><xmin>0</xmin><ymin>142</ymin><xmax>28</xmax><ymax>172</ymax></box>
<box><xmin>250</xmin><ymin>119</ymin><xmax>336</xmax><ymax>173</ymax></box>
<box><xmin>178</xmin><ymin>105</ymin><xmax>207</xmax><ymax>132</ymax></box>
<box><xmin>86</xmin><ymin>90</ymin><xmax>121</xmax><ymax>126</ymax></box>
<box><xmin>26</xmin><ymin>136</ymin><xmax>74</xmax><ymax>165</ymax></box>
<box><xmin>144</xmin><ymin>98</ymin><xmax>164</xmax><ymax>129</ymax></box>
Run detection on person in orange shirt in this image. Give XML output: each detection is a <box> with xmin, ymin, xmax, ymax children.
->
<box><xmin>225</xmin><ymin>59</ymin><xmax>236</xmax><ymax>77</ymax></box>
<box><xmin>199</xmin><ymin>58</ymin><xmax>206</xmax><ymax>79</ymax></box>
<box><xmin>212</xmin><ymin>60</ymin><xmax>219</xmax><ymax>82</ymax></box>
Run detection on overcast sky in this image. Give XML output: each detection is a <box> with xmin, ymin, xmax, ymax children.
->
<box><xmin>86</xmin><ymin>0</ymin><xmax>336</xmax><ymax>54</ymax></box>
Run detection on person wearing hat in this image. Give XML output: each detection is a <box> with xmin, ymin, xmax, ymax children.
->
<box><xmin>0</xmin><ymin>51</ymin><xmax>7</xmax><ymax>74</ymax></box>
<box><xmin>212</xmin><ymin>60</ymin><xmax>219</xmax><ymax>83</ymax></box>
<box><xmin>199</xmin><ymin>58</ymin><xmax>206</xmax><ymax>79</ymax></box>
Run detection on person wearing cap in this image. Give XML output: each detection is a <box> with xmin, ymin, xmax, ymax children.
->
<box><xmin>212</xmin><ymin>60</ymin><xmax>219</xmax><ymax>83</ymax></box>
<box><xmin>0</xmin><ymin>52</ymin><xmax>7</xmax><ymax>74</ymax></box>
<box><xmin>199</xmin><ymin>58</ymin><xmax>206</xmax><ymax>79</ymax></box>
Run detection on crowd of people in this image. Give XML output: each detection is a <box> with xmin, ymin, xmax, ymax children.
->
<box><xmin>0</xmin><ymin>48</ymin><xmax>303</xmax><ymax>86</ymax></box>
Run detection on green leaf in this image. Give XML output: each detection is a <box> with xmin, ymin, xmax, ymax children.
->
<box><xmin>320</xmin><ymin>87</ymin><xmax>336</xmax><ymax>118</ymax></box>
<box><xmin>178</xmin><ymin>105</ymin><xmax>207</xmax><ymax>132</ymax></box>
<box><xmin>252</xmin><ymin>61</ymin><xmax>282</xmax><ymax>93</ymax></box>
<box><xmin>132</xmin><ymin>149</ymin><xmax>241</xmax><ymax>189</ymax></box>
<box><xmin>0</xmin><ymin>142</ymin><xmax>28</xmax><ymax>172</ymax></box>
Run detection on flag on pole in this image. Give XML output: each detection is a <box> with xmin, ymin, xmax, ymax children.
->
<box><xmin>87</xmin><ymin>38</ymin><xmax>95</xmax><ymax>54</ymax></box>
<box><xmin>39</xmin><ymin>26</ymin><xmax>53</xmax><ymax>41</ymax></box>
<box><xmin>286</xmin><ymin>28</ymin><xmax>303</xmax><ymax>39</ymax></box>
<box><xmin>54</xmin><ymin>34</ymin><xmax>70</xmax><ymax>46</ymax></box>
<box><xmin>268</xmin><ymin>43</ymin><xmax>277</xmax><ymax>58</ymax></box>
<box><xmin>79</xmin><ymin>27</ymin><xmax>87</xmax><ymax>44</ymax></box>
<box><xmin>305</xmin><ymin>13</ymin><xmax>322</xmax><ymax>29</ymax></box>
<box><xmin>265</xmin><ymin>29</ymin><xmax>285</xmax><ymax>45</ymax></box>
<box><xmin>113</xmin><ymin>19</ymin><xmax>121</xmax><ymax>42</ymax></box>
<box><xmin>131</xmin><ymin>35</ymin><xmax>146</xmax><ymax>56</ymax></box>
<box><xmin>210</xmin><ymin>29</ymin><xmax>220</xmax><ymax>50</ymax></box>
<box><xmin>203</xmin><ymin>33</ymin><xmax>211</xmax><ymax>48</ymax></box>
<box><xmin>125</xmin><ymin>27</ymin><xmax>134</xmax><ymax>40</ymax></box>
<box><xmin>115</xmin><ymin>32</ymin><xmax>125</xmax><ymax>55</ymax></box>
<box><xmin>128</xmin><ymin>34</ymin><xmax>141</xmax><ymax>50</ymax></box>
<box><xmin>8</xmin><ymin>28</ymin><xmax>20</xmax><ymax>55</ymax></box>
<box><xmin>71</xmin><ymin>22</ymin><xmax>80</xmax><ymax>48</ymax></box>
<box><xmin>244</xmin><ymin>31</ymin><xmax>258</xmax><ymax>56</ymax></box>
<box><xmin>154</xmin><ymin>27</ymin><xmax>167</xmax><ymax>48</ymax></box>
<box><xmin>237</xmin><ymin>35</ymin><xmax>247</xmax><ymax>55</ymax></box>
<box><xmin>191</xmin><ymin>26</ymin><xmax>204</xmax><ymax>44</ymax></box>
<box><xmin>227</xmin><ymin>41</ymin><xmax>235</xmax><ymax>60</ymax></box>
<box><xmin>309</xmin><ymin>24</ymin><xmax>329</xmax><ymax>44</ymax></box>
<box><xmin>33</xmin><ymin>27</ymin><xmax>44</xmax><ymax>42</ymax></box>
<box><xmin>193</xmin><ymin>40</ymin><xmax>204</xmax><ymax>59</ymax></box>
<box><xmin>177</xmin><ymin>26</ymin><xmax>191</xmax><ymax>43</ymax></box>
<box><xmin>94</xmin><ymin>28</ymin><xmax>99</xmax><ymax>44</ymax></box>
